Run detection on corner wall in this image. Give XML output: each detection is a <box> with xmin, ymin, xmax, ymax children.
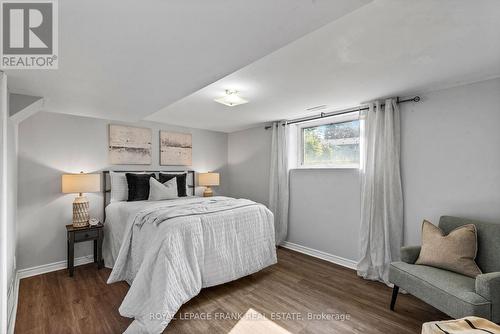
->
<box><xmin>227</xmin><ymin>126</ymin><xmax>272</xmax><ymax>206</ymax></box>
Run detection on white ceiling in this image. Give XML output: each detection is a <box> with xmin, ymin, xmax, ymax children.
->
<box><xmin>146</xmin><ymin>0</ymin><xmax>500</xmax><ymax>132</ymax></box>
<box><xmin>5</xmin><ymin>0</ymin><xmax>370</xmax><ymax>122</ymax></box>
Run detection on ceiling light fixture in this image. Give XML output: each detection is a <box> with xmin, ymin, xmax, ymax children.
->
<box><xmin>214</xmin><ymin>90</ymin><xmax>249</xmax><ymax>107</ymax></box>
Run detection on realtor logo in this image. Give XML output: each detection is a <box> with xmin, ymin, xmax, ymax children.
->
<box><xmin>1</xmin><ymin>0</ymin><xmax>58</xmax><ymax>69</ymax></box>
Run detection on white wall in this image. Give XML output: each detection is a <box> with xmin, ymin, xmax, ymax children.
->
<box><xmin>288</xmin><ymin>169</ymin><xmax>360</xmax><ymax>261</ymax></box>
<box><xmin>401</xmin><ymin>78</ymin><xmax>500</xmax><ymax>245</ymax></box>
<box><xmin>227</xmin><ymin>127</ymin><xmax>272</xmax><ymax>206</ymax></box>
<box><xmin>17</xmin><ymin>111</ymin><xmax>228</xmax><ymax>271</ymax></box>
<box><xmin>227</xmin><ymin>77</ymin><xmax>500</xmax><ymax>263</ymax></box>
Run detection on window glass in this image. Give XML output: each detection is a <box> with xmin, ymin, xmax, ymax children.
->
<box><xmin>302</xmin><ymin>120</ymin><xmax>360</xmax><ymax>167</ymax></box>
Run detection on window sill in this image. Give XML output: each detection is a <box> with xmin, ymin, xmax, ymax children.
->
<box><xmin>292</xmin><ymin>165</ymin><xmax>360</xmax><ymax>170</ymax></box>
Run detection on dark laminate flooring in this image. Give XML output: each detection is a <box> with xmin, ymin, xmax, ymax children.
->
<box><xmin>15</xmin><ymin>248</ymin><xmax>448</xmax><ymax>333</ymax></box>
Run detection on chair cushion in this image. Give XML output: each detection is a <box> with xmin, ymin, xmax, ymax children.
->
<box><xmin>389</xmin><ymin>262</ymin><xmax>491</xmax><ymax>320</ymax></box>
<box><xmin>416</xmin><ymin>220</ymin><xmax>481</xmax><ymax>278</ymax></box>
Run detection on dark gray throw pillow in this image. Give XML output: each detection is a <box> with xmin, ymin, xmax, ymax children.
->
<box><xmin>159</xmin><ymin>173</ymin><xmax>187</xmax><ymax>197</ymax></box>
<box><xmin>126</xmin><ymin>173</ymin><xmax>156</xmax><ymax>201</ymax></box>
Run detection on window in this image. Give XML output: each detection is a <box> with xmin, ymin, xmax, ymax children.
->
<box><xmin>298</xmin><ymin>113</ymin><xmax>360</xmax><ymax>168</ymax></box>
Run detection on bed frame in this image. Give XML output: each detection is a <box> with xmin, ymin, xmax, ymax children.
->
<box><xmin>102</xmin><ymin>170</ymin><xmax>196</xmax><ymax>221</ymax></box>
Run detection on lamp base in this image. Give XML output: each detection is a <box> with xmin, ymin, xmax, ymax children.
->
<box><xmin>203</xmin><ymin>187</ymin><xmax>213</xmax><ymax>197</ymax></box>
<box><xmin>73</xmin><ymin>195</ymin><xmax>89</xmax><ymax>227</ymax></box>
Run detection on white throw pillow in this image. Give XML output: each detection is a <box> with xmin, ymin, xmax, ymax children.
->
<box><xmin>148</xmin><ymin>177</ymin><xmax>178</xmax><ymax>201</ymax></box>
<box><xmin>109</xmin><ymin>171</ymin><xmax>128</xmax><ymax>202</ymax></box>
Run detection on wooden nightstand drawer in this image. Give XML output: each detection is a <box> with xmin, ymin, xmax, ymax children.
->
<box><xmin>74</xmin><ymin>229</ymin><xmax>99</xmax><ymax>242</ymax></box>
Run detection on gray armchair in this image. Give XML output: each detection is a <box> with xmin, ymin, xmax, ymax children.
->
<box><xmin>389</xmin><ymin>216</ymin><xmax>500</xmax><ymax>323</ymax></box>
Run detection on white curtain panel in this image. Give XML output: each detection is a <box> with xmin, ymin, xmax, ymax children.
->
<box><xmin>269</xmin><ymin>121</ymin><xmax>289</xmax><ymax>245</ymax></box>
<box><xmin>357</xmin><ymin>99</ymin><xmax>404</xmax><ymax>284</ymax></box>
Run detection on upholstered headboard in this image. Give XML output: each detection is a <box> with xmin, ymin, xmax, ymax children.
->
<box><xmin>102</xmin><ymin>170</ymin><xmax>195</xmax><ymax>220</ymax></box>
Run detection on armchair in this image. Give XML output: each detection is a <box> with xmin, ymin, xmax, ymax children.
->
<box><xmin>389</xmin><ymin>216</ymin><xmax>500</xmax><ymax>323</ymax></box>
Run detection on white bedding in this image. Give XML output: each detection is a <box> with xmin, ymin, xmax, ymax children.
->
<box><xmin>103</xmin><ymin>196</ymin><xmax>277</xmax><ymax>334</ymax></box>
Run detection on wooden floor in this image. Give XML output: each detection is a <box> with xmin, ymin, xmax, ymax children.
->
<box><xmin>15</xmin><ymin>248</ymin><xmax>448</xmax><ymax>334</ymax></box>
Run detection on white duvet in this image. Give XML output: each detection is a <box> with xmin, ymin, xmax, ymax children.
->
<box><xmin>104</xmin><ymin>196</ymin><xmax>277</xmax><ymax>334</ymax></box>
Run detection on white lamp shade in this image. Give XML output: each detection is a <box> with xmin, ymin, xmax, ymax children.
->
<box><xmin>198</xmin><ymin>172</ymin><xmax>220</xmax><ymax>186</ymax></box>
<box><xmin>62</xmin><ymin>173</ymin><xmax>101</xmax><ymax>194</ymax></box>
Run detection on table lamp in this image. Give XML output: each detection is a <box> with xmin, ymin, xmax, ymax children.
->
<box><xmin>62</xmin><ymin>172</ymin><xmax>101</xmax><ymax>227</ymax></box>
<box><xmin>198</xmin><ymin>172</ymin><xmax>220</xmax><ymax>197</ymax></box>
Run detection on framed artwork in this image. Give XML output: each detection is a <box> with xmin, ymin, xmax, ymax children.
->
<box><xmin>160</xmin><ymin>131</ymin><xmax>192</xmax><ymax>166</ymax></box>
<box><xmin>108</xmin><ymin>124</ymin><xmax>152</xmax><ymax>165</ymax></box>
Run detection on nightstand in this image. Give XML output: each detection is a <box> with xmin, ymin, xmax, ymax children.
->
<box><xmin>66</xmin><ymin>223</ymin><xmax>104</xmax><ymax>277</ymax></box>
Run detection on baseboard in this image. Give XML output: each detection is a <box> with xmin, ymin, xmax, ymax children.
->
<box><xmin>280</xmin><ymin>241</ymin><xmax>358</xmax><ymax>270</ymax></box>
<box><xmin>17</xmin><ymin>255</ymin><xmax>94</xmax><ymax>280</ymax></box>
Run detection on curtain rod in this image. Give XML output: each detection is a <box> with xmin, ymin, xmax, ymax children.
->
<box><xmin>264</xmin><ymin>96</ymin><xmax>421</xmax><ymax>130</ymax></box>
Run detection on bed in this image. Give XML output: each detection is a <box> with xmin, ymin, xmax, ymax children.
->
<box><xmin>101</xmin><ymin>170</ymin><xmax>277</xmax><ymax>334</ymax></box>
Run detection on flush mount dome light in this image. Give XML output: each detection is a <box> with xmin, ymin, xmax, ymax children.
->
<box><xmin>214</xmin><ymin>90</ymin><xmax>248</xmax><ymax>107</ymax></box>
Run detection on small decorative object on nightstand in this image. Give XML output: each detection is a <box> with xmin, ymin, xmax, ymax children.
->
<box><xmin>66</xmin><ymin>223</ymin><xmax>103</xmax><ymax>277</ymax></box>
<box><xmin>62</xmin><ymin>172</ymin><xmax>100</xmax><ymax>227</ymax></box>
<box><xmin>89</xmin><ymin>218</ymin><xmax>100</xmax><ymax>226</ymax></box>
<box><xmin>198</xmin><ymin>172</ymin><xmax>220</xmax><ymax>197</ymax></box>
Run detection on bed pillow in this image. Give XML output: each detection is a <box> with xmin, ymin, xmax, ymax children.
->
<box><xmin>415</xmin><ymin>220</ymin><xmax>482</xmax><ymax>278</ymax></box>
<box><xmin>159</xmin><ymin>173</ymin><xmax>188</xmax><ymax>197</ymax></box>
<box><xmin>110</xmin><ymin>171</ymin><xmax>151</xmax><ymax>202</ymax></box>
<box><xmin>126</xmin><ymin>173</ymin><xmax>155</xmax><ymax>201</ymax></box>
<box><xmin>148</xmin><ymin>177</ymin><xmax>178</xmax><ymax>201</ymax></box>
<box><xmin>109</xmin><ymin>171</ymin><xmax>129</xmax><ymax>202</ymax></box>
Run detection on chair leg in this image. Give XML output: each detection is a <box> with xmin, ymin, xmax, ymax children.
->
<box><xmin>390</xmin><ymin>285</ymin><xmax>399</xmax><ymax>311</ymax></box>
